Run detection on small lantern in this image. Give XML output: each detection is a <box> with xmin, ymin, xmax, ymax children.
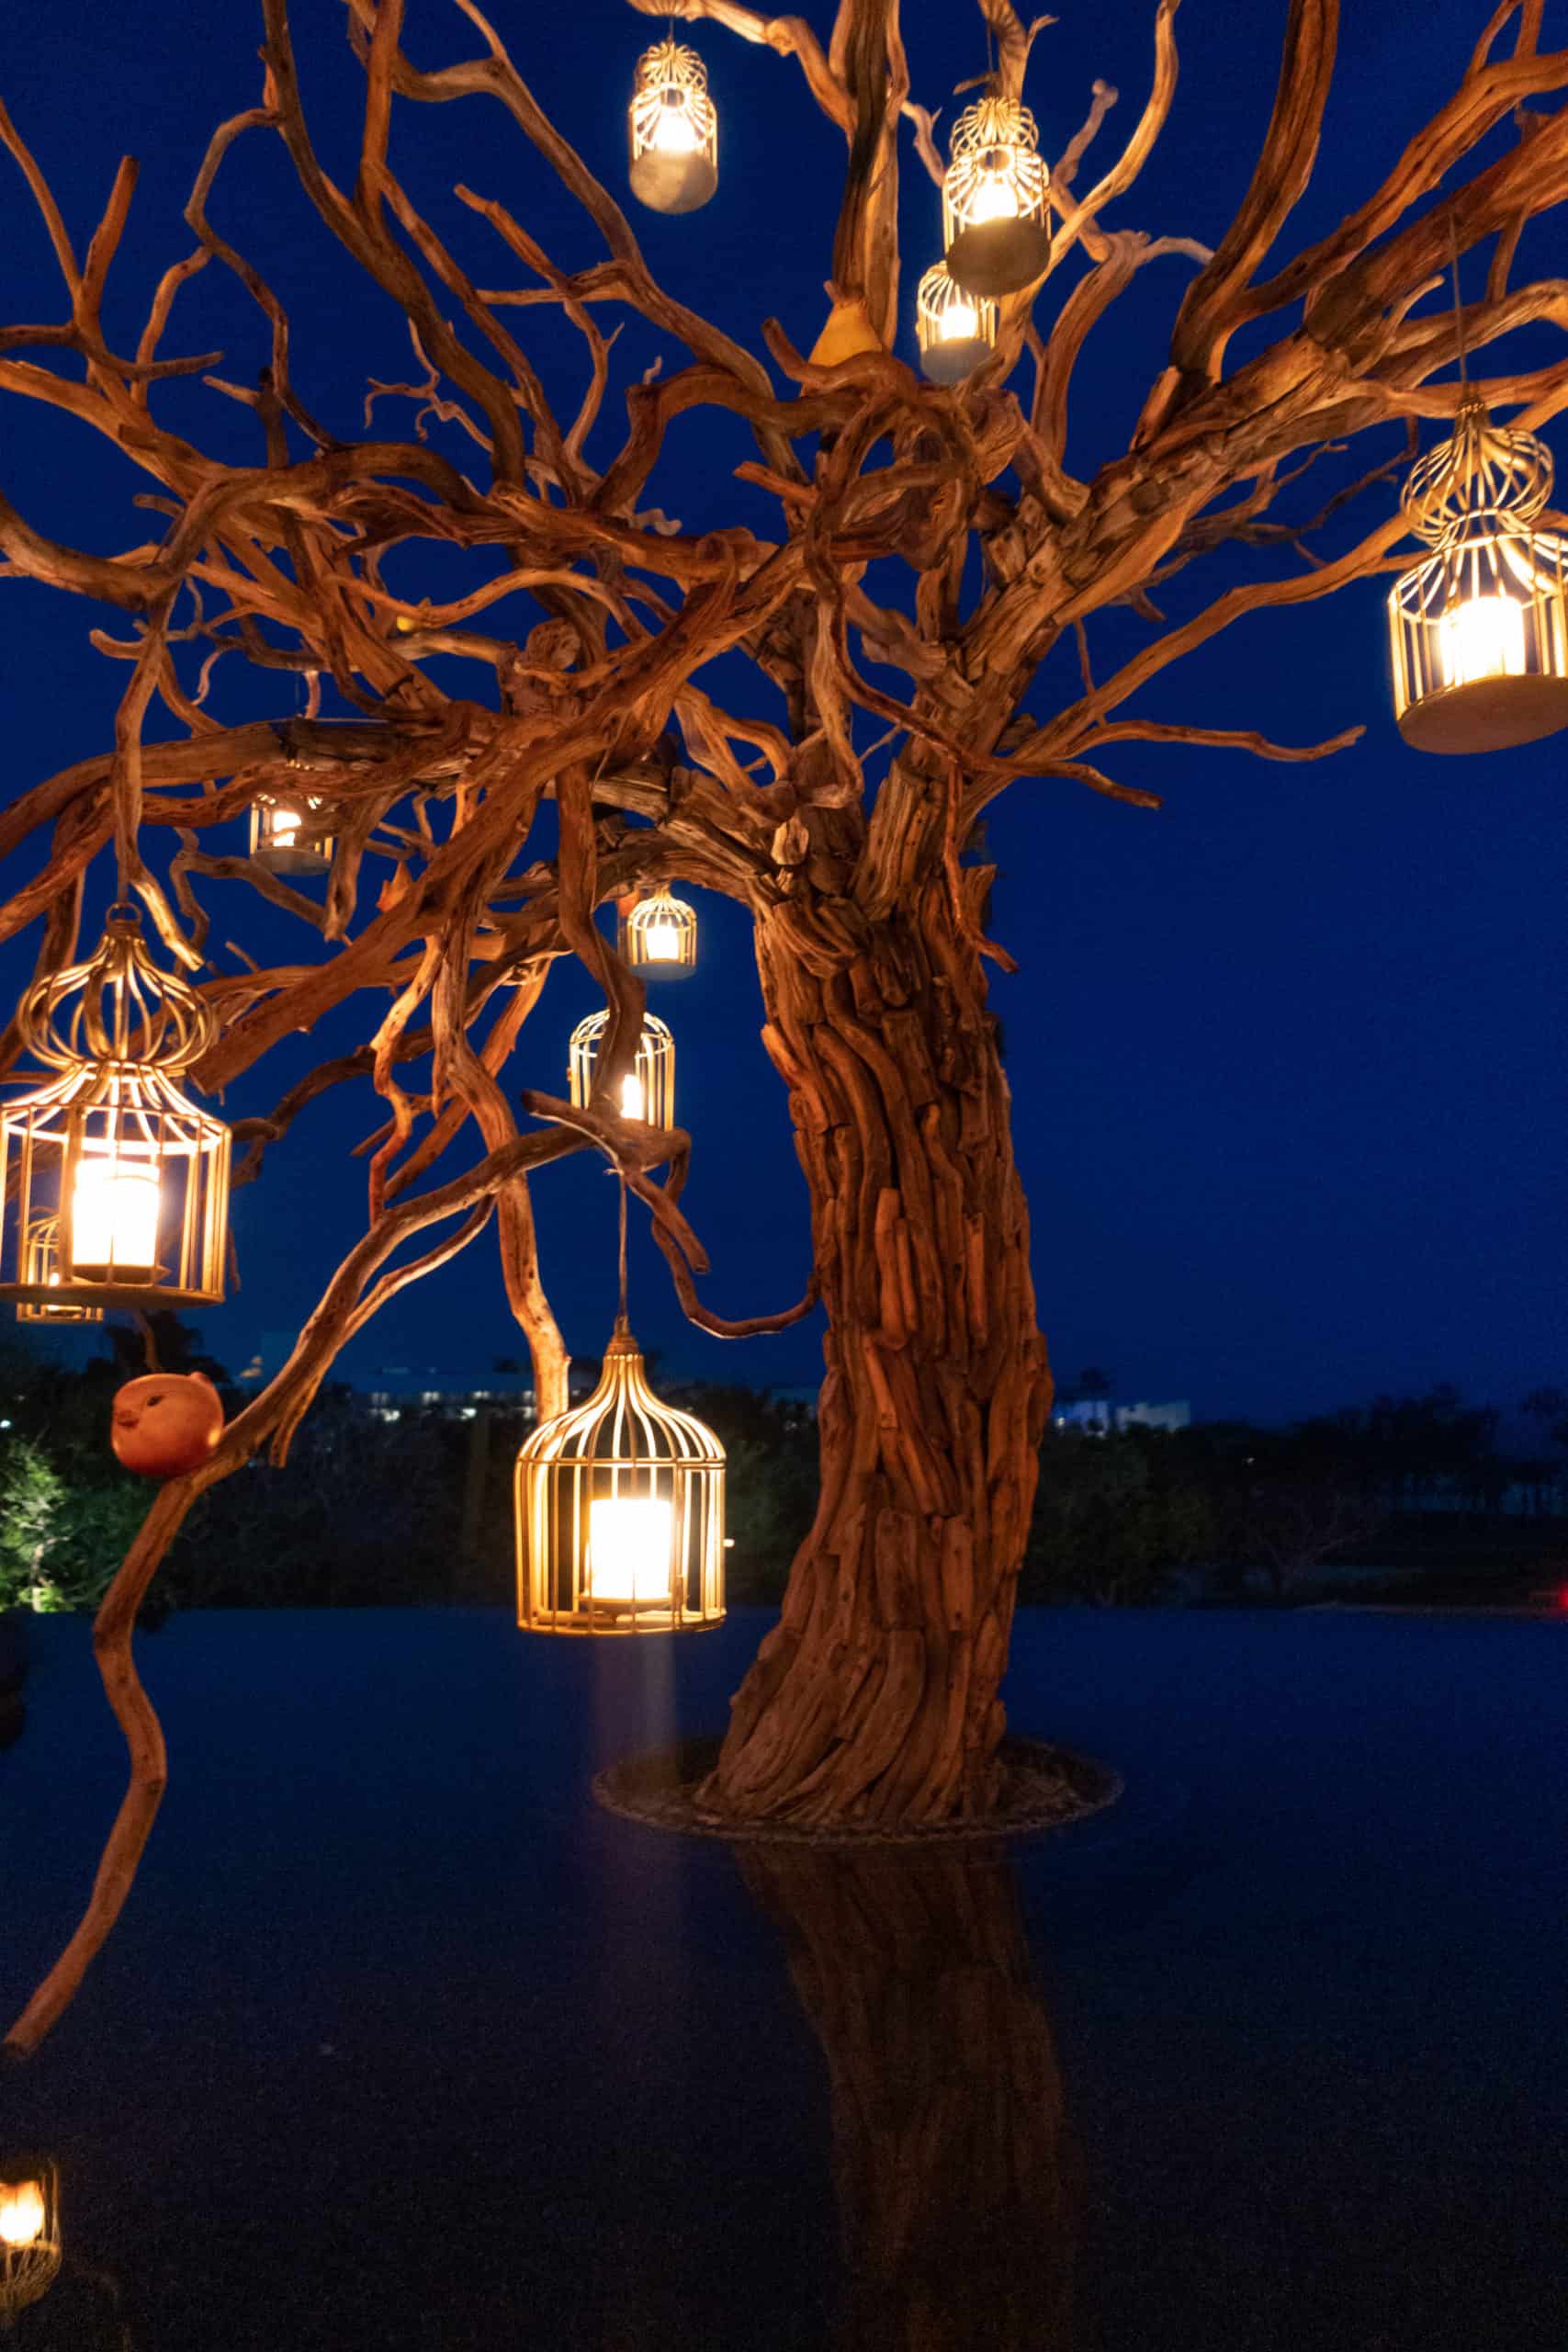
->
<box><xmin>250</xmin><ymin>790</ymin><xmax>333</xmax><ymax>877</ymax></box>
<box><xmin>516</xmin><ymin>1318</ymin><xmax>725</xmax><ymax>1634</ymax></box>
<box><xmin>621</xmin><ymin>889</ymin><xmax>698</xmax><ymax>977</ymax></box>
<box><xmin>942</xmin><ymin>95</ymin><xmax>1053</xmax><ymax>298</ymax></box>
<box><xmin>16</xmin><ymin>1219</ymin><xmax>103</xmax><ymax>1325</ymax></box>
<box><xmin>916</xmin><ymin>261</ymin><xmax>998</xmax><ymax>384</ymax></box>
<box><xmin>0</xmin><ymin>2164</ymin><xmax>62</xmax><ymax>2321</ymax></box>
<box><xmin>0</xmin><ymin>909</ymin><xmax>231</xmax><ymax>1313</ymax></box>
<box><xmin>627</xmin><ymin>38</ymin><xmax>717</xmax><ymax>215</ymax></box>
<box><xmin>1389</xmin><ymin>400</ymin><xmax>1568</xmax><ymax>753</ymax></box>
<box><xmin>568</xmin><ymin>1010</ymin><xmax>674</xmax><ymax>1126</ymax></box>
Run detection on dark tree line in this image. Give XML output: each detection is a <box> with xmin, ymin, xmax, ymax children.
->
<box><xmin>2</xmin><ymin>1338</ymin><xmax>1563</xmax><ymax>1619</ymax></box>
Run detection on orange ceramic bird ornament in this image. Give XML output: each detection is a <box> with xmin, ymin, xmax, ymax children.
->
<box><xmin>111</xmin><ymin>1372</ymin><xmax>224</xmax><ymax>1480</ymax></box>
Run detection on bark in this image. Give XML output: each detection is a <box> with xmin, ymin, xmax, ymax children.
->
<box><xmin>705</xmin><ymin>878</ymin><xmax>1050</xmax><ymax>1826</ymax></box>
<box><xmin>741</xmin><ymin>1847</ymin><xmax>1075</xmax><ymax>2352</ymax></box>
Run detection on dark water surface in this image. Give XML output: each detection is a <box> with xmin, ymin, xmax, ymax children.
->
<box><xmin>1</xmin><ymin>1607</ymin><xmax>1563</xmax><ymax>2349</ymax></box>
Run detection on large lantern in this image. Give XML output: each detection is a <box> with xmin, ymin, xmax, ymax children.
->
<box><xmin>250</xmin><ymin>789</ymin><xmax>333</xmax><ymax>877</ymax></box>
<box><xmin>627</xmin><ymin>38</ymin><xmax>718</xmax><ymax>215</ymax></box>
<box><xmin>516</xmin><ymin>1318</ymin><xmax>725</xmax><ymax>1634</ymax></box>
<box><xmin>942</xmin><ymin>95</ymin><xmax>1052</xmax><ymax>299</ymax></box>
<box><xmin>916</xmin><ymin>261</ymin><xmax>998</xmax><ymax>384</ymax></box>
<box><xmin>1389</xmin><ymin>400</ymin><xmax>1568</xmax><ymax>753</ymax></box>
<box><xmin>568</xmin><ymin>1009</ymin><xmax>674</xmax><ymax>1126</ymax></box>
<box><xmin>0</xmin><ymin>2164</ymin><xmax>62</xmax><ymax>2322</ymax></box>
<box><xmin>0</xmin><ymin>909</ymin><xmax>231</xmax><ymax>1314</ymax></box>
<box><xmin>620</xmin><ymin>888</ymin><xmax>697</xmax><ymax>977</ymax></box>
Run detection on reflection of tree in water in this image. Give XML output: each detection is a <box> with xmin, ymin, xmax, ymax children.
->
<box><xmin>740</xmin><ymin>1849</ymin><xmax>1075</xmax><ymax>2352</ymax></box>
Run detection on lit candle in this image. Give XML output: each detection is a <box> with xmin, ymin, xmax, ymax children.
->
<box><xmin>269</xmin><ymin>804</ymin><xmax>302</xmax><ymax>850</ymax></box>
<box><xmin>71</xmin><ymin>1157</ymin><xmax>161</xmax><ymax>1278</ymax></box>
<box><xmin>968</xmin><ymin>170</ymin><xmax>1021</xmax><ymax>225</ymax></box>
<box><xmin>1437</xmin><ymin>593</ymin><xmax>1526</xmax><ymax>688</ymax></box>
<box><xmin>587</xmin><ymin>1497</ymin><xmax>674</xmax><ymax>1603</ymax></box>
<box><xmin>0</xmin><ymin>2183</ymin><xmax>45</xmax><ymax>2249</ymax></box>
<box><xmin>648</xmin><ymin>92</ymin><xmax>701</xmax><ymax>155</ymax></box>
<box><xmin>939</xmin><ymin>300</ymin><xmax>980</xmax><ymax>343</ymax></box>
<box><xmin>642</xmin><ymin>922</ymin><xmax>682</xmax><ymax>962</ymax></box>
<box><xmin>619</xmin><ymin>1071</ymin><xmax>646</xmax><ymax>1119</ymax></box>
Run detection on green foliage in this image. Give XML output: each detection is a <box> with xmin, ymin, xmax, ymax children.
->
<box><xmin>0</xmin><ymin>1435</ymin><xmax>146</xmax><ymax>1614</ymax></box>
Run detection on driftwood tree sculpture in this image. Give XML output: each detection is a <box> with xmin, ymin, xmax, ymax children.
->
<box><xmin>3</xmin><ymin>0</ymin><xmax>1568</xmax><ymax>2050</ymax></box>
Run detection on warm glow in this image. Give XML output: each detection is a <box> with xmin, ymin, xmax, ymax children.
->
<box><xmin>968</xmin><ymin>169</ymin><xmax>1021</xmax><ymax>225</ymax></box>
<box><xmin>0</xmin><ymin>2184</ymin><xmax>45</xmax><ymax>2249</ymax></box>
<box><xmin>937</xmin><ymin>299</ymin><xmax>980</xmax><ymax>343</ymax></box>
<box><xmin>620</xmin><ymin>1072</ymin><xmax>645</xmax><ymax>1119</ymax></box>
<box><xmin>1437</xmin><ymin>592</ymin><xmax>1527</xmax><ymax>687</ymax></box>
<box><xmin>647</xmin><ymin>93</ymin><xmax>702</xmax><ymax>155</ymax></box>
<box><xmin>71</xmin><ymin>1157</ymin><xmax>161</xmax><ymax>1274</ymax></box>
<box><xmin>269</xmin><ymin>803</ymin><xmax>303</xmax><ymax>849</ymax></box>
<box><xmin>587</xmin><ymin>1497</ymin><xmax>673</xmax><ymax>1602</ymax></box>
<box><xmin>642</xmin><ymin>922</ymin><xmax>682</xmax><ymax>961</ymax></box>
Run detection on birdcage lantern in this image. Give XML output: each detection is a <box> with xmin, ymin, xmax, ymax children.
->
<box><xmin>250</xmin><ymin>780</ymin><xmax>333</xmax><ymax>877</ymax></box>
<box><xmin>942</xmin><ymin>95</ymin><xmax>1053</xmax><ymax>299</ymax></box>
<box><xmin>916</xmin><ymin>261</ymin><xmax>998</xmax><ymax>384</ymax></box>
<box><xmin>0</xmin><ymin>2163</ymin><xmax>62</xmax><ymax>2322</ymax></box>
<box><xmin>516</xmin><ymin>1319</ymin><xmax>725</xmax><ymax>1634</ymax></box>
<box><xmin>1389</xmin><ymin>400</ymin><xmax>1568</xmax><ymax>754</ymax></box>
<box><xmin>0</xmin><ymin>909</ymin><xmax>231</xmax><ymax>1313</ymax></box>
<box><xmin>620</xmin><ymin>888</ymin><xmax>698</xmax><ymax>977</ymax></box>
<box><xmin>16</xmin><ymin>1219</ymin><xmax>103</xmax><ymax>1325</ymax></box>
<box><xmin>628</xmin><ymin>38</ymin><xmax>718</xmax><ymax>215</ymax></box>
<box><xmin>568</xmin><ymin>1009</ymin><xmax>674</xmax><ymax>1126</ymax></box>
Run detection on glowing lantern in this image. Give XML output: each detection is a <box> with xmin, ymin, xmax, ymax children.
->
<box><xmin>568</xmin><ymin>1009</ymin><xmax>674</xmax><ymax>1127</ymax></box>
<box><xmin>515</xmin><ymin>1319</ymin><xmax>725</xmax><ymax>1634</ymax></box>
<box><xmin>1389</xmin><ymin>399</ymin><xmax>1568</xmax><ymax>753</ymax></box>
<box><xmin>621</xmin><ymin>889</ymin><xmax>697</xmax><ymax>977</ymax></box>
<box><xmin>627</xmin><ymin>39</ymin><xmax>717</xmax><ymax>214</ymax></box>
<box><xmin>942</xmin><ymin>95</ymin><xmax>1052</xmax><ymax>299</ymax></box>
<box><xmin>916</xmin><ymin>261</ymin><xmax>998</xmax><ymax>384</ymax></box>
<box><xmin>0</xmin><ymin>908</ymin><xmax>231</xmax><ymax>1313</ymax></box>
<box><xmin>0</xmin><ymin>2165</ymin><xmax>61</xmax><ymax>2320</ymax></box>
<box><xmin>250</xmin><ymin>791</ymin><xmax>333</xmax><ymax>877</ymax></box>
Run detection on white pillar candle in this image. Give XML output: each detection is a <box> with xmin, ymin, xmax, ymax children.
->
<box><xmin>587</xmin><ymin>1497</ymin><xmax>674</xmax><ymax>1603</ymax></box>
<box><xmin>1437</xmin><ymin>592</ymin><xmax>1526</xmax><ymax>688</ymax></box>
<box><xmin>71</xmin><ymin>1158</ymin><xmax>161</xmax><ymax>1275</ymax></box>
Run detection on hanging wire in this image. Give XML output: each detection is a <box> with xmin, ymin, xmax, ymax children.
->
<box><xmin>616</xmin><ymin>1168</ymin><xmax>630</xmax><ymax>1330</ymax></box>
<box><xmin>1448</xmin><ymin>202</ymin><xmax>1471</xmax><ymax>390</ymax></box>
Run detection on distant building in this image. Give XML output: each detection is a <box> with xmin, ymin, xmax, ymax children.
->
<box><xmin>357</xmin><ymin>1369</ymin><xmax>537</xmax><ymax>1424</ymax></box>
<box><xmin>1051</xmin><ymin>1395</ymin><xmax>1190</xmax><ymax>1437</ymax></box>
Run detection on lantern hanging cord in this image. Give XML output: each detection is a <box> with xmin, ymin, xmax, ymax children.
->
<box><xmin>1448</xmin><ymin>203</ymin><xmax>1470</xmax><ymax>391</ymax></box>
<box><xmin>616</xmin><ymin>1168</ymin><xmax>630</xmax><ymax>1330</ymax></box>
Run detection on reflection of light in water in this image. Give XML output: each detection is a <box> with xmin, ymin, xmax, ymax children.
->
<box><xmin>0</xmin><ymin>2183</ymin><xmax>45</xmax><ymax>2247</ymax></box>
<box><xmin>620</xmin><ymin>1072</ymin><xmax>645</xmax><ymax>1119</ymax></box>
<box><xmin>642</xmin><ymin>922</ymin><xmax>682</xmax><ymax>961</ymax></box>
<box><xmin>969</xmin><ymin>168</ymin><xmax>1021</xmax><ymax>223</ymax></box>
<box><xmin>587</xmin><ymin>1498</ymin><xmax>673</xmax><ymax>1603</ymax></box>
<box><xmin>937</xmin><ymin>299</ymin><xmax>980</xmax><ymax>343</ymax></box>
<box><xmin>72</xmin><ymin>1158</ymin><xmax>161</xmax><ymax>1273</ymax></box>
<box><xmin>648</xmin><ymin>94</ymin><xmax>701</xmax><ymax>155</ymax></box>
<box><xmin>1437</xmin><ymin>593</ymin><xmax>1526</xmax><ymax>687</ymax></box>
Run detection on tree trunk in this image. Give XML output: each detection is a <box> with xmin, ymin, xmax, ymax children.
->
<box><xmin>705</xmin><ymin>877</ymin><xmax>1050</xmax><ymax>1826</ymax></box>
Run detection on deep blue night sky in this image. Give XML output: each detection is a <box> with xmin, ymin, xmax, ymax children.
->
<box><xmin>0</xmin><ymin>0</ymin><xmax>1562</xmax><ymax>1422</ymax></box>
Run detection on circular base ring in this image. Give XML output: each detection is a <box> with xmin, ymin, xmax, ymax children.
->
<box><xmin>1397</xmin><ymin>672</ymin><xmax>1568</xmax><ymax>753</ymax></box>
<box><xmin>592</xmin><ymin>1735</ymin><xmax>1121</xmax><ymax>1845</ymax></box>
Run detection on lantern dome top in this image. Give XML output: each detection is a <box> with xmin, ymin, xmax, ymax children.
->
<box><xmin>520</xmin><ymin>1320</ymin><xmax>725</xmax><ymax>1468</ymax></box>
<box><xmin>1402</xmin><ymin>399</ymin><xmax>1555</xmax><ymax>547</ymax></box>
<box><xmin>17</xmin><ymin>910</ymin><xmax>216</xmax><ymax>1078</ymax></box>
<box><xmin>949</xmin><ymin>92</ymin><xmax>1043</xmax><ymax>161</ymax></box>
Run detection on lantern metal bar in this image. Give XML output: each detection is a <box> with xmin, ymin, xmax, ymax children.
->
<box><xmin>620</xmin><ymin>888</ymin><xmax>698</xmax><ymax>976</ymax></box>
<box><xmin>250</xmin><ymin>791</ymin><xmax>334</xmax><ymax>876</ymax></box>
<box><xmin>627</xmin><ymin>38</ymin><xmax>717</xmax><ymax>215</ymax></box>
<box><xmin>568</xmin><ymin>1009</ymin><xmax>675</xmax><ymax>1127</ymax></box>
<box><xmin>0</xmin><ymin>911</ymin><xmax>231</xmax><ymax>1314</ymax></box>
<box><xmin>516</xmin><ymin>1321</ymin><xmax>726</xmax><ymax>1634</ymax></box>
